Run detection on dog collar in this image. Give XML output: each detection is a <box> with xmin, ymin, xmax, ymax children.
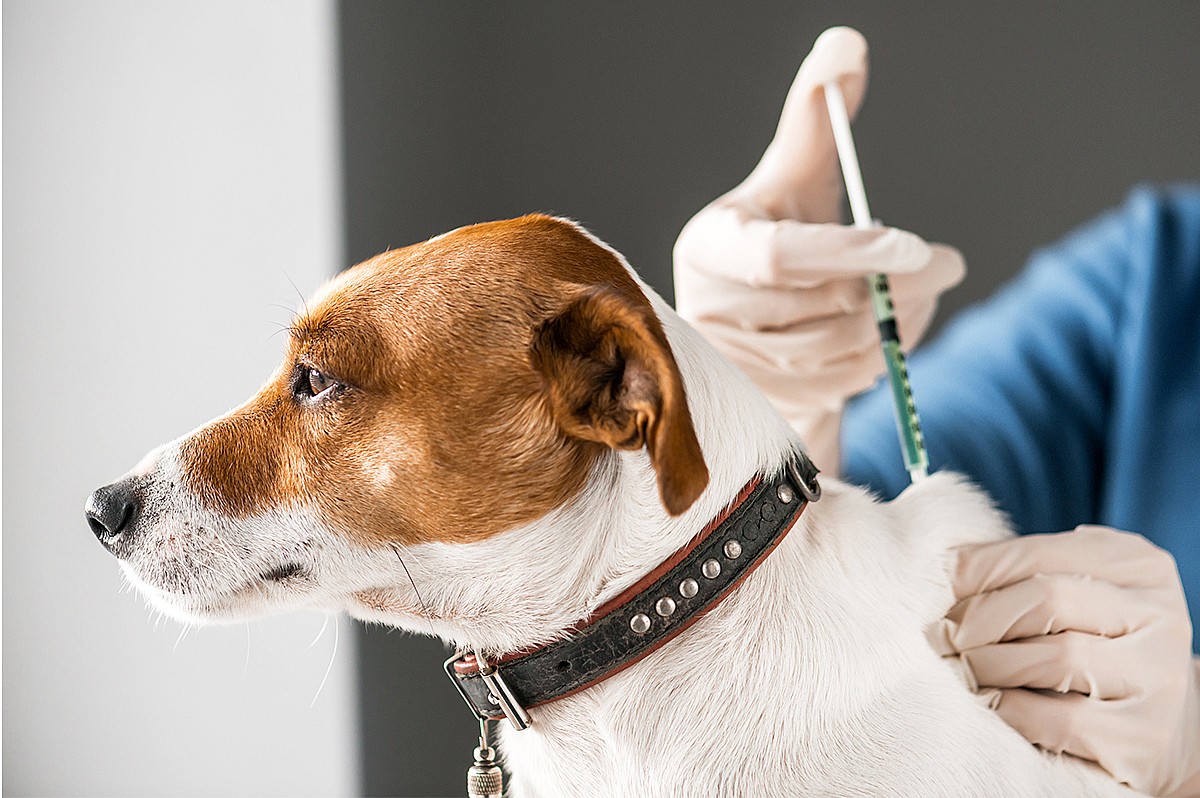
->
<box><xmin>444</xmin><ymin>450</ymin><xmax>821</xmax><ymax>730</ymax></box>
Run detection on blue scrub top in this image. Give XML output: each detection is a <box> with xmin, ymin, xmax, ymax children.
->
<box><xmin>842</xmin><ymin>186</ymin><xmax>1200</xmax><ymax>651</ymax></box>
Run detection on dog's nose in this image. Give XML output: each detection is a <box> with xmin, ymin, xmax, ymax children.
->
<box><xmin>86</xmin><ymin>479</ymin><xmax>140</xmax><ymax>555</ymax></box>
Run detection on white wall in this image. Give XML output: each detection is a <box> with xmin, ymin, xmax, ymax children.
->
<box><xmin>3</xmin><ymin>2</ymin><xmax>358</xmax><ymax>795</ymax></box>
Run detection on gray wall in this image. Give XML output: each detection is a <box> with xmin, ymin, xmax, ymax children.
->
<box><xmin>338</xmin><ymin>3</ymin><xmax>1200</xmax><ymax>795</ymax></box>
<box><xmin>3</xmin><ymin>2</ymin><xmax>357</xmax><ymax>795</ymax></box>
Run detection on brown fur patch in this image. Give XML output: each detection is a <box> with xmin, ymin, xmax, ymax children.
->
<box><xmin>179</xmin><ymin>215</ymin><xmax>707</xmax><ymax>545</ymax></box>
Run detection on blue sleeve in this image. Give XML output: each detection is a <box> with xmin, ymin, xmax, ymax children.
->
<box><xmin>841</xmin><ymin>186</ymin><xmax>1200</xmax><ymax>536</ymax></box>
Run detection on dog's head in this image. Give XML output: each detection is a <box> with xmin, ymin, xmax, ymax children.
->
<box><xmin>86</xmin><ymin>215</ymin><xmax>709</xmax><ymax>626</ymax></box>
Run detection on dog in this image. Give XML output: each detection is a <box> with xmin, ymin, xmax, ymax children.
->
<box><xmin>87</xmin><ymin>215</ymin><xmax>1140</xmax><ymax>797</ymax></box>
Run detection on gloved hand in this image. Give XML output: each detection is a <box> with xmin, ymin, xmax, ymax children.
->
<box><xmin>673</xmin><ymin>27</ymin><xmax>964</xmax><ymax>473</ymax></box>
<box><xmin>931</xmin><ymin>526</ymin><xmax>1200</xmax><ymax>796</ymax></box>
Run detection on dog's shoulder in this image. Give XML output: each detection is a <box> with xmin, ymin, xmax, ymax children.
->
<box><xmin>888</xmin><ymin>470</ymin><xmax>1013</xmax><ymax>549</ymax></box>
<box><xmin>803</xmin><ymin>471</ymin><xmax>1013</xmax><ymax>627</ymax></box>
<box><xmin>885</xmin><ymin>471</ymin><xmax>1014</xmax><ymax>621</ymax></box>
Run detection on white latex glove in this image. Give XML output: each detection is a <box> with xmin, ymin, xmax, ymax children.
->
<box><xmin>673</xmin><ymin>27</ymin><xmax>964</xmax><ymax>473</ymax></box>
<box><xmin>931</xmin><ymin>526</ymin><xmax>1200</xmax><ymax>796</ymax></box>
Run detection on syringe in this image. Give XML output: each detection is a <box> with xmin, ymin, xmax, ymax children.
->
<box><xmin>822</xmin><ymin>80</ymin><xmax>929</xmax><ymax>482</ymax></box>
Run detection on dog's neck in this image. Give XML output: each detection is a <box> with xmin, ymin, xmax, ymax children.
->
<box><xmin>358</xmin><ymin>283</ymin><xmax>805</xmax><ymax>659</ymax></box>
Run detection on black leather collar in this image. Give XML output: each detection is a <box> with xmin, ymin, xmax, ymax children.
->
<box><xmin>445</xmin><ymin>450</ymin><xmax>821</xmax><ymax>728</ymax></box>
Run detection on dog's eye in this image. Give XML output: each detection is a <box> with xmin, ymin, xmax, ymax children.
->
<box><xmin>307</xmin><ymin>368</ymin><xmax>335</xmax><ymax>397</ymax></box>
<box><xmin>293</xmin><ymin>366</ymin><xmax>340</xmax><ymax>401</ymax></box>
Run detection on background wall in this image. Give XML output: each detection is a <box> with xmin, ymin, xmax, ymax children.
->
<box><xmin>3</xmin><ymin>2</ymin><xmax>357</xmax><ymax>795</ymax></box>
<box><xmin>337</xmin><ymin>3</ymin><xmax>1200</xmax><ymax>795</ymax></box>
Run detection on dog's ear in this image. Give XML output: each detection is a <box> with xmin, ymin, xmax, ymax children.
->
<box><xmin>531</xmin><ymin>286</ymin><xmax>709</xmax><ymax>516</ymax></box>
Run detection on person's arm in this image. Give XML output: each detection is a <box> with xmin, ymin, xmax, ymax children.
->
<box><xmin>843</xmin><ymin>188</ymin><xmax>1200</xmax><ymax>538</ymax></box>
<box><xmin>842</xmin><ymin>203</ymin><xmax>1128</xmax><ymax>529</ymax></box>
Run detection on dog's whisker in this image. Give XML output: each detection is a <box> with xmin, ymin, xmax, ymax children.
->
<box><xmin>282</xmin><ymin>270</ymin><xmax>310</xmax><ymax>320</ymax></box>
<box><xmin>207</xmin><ymin>531</ymin><xmax>239</xmax><ymax>563</ymax></box>
<box><xmin>391</xmin><ymin>543</ymin><xmax>437</xmax><ymax>638</ymax></box>
<box><xmin>266</xmin><ymin>322</ymin><xmax>293</xmax><ymax>342</ymax></box>
<box><xmin>268</xmin><ymin>302</ymin><xmax>298</xmax><ymax>317</ymax></box>
<box><xmin>244</xmin><ymin>623</ymin><xmax>251</xmax><ymax>675</ymax></box>
<box><xmin>173</xmin><ymin>623</ymin><xmax>189</xmax><ymax>652</ymax></box>
<box><xmin>201</xmin><ymin>532</ymin><xmax>246</xmax><ymax>584</ymax></box>
<box><xmin>308</xmin><ymin>613</ymin><xmax>331</xmax><ymax>649</ymax></box>
<box><xmin>187</xmin><ymin>556</ymin><xmax>218</xmax><ymax>576</ymax></box>
<box><xmin>309</xmin><ymin>614</ymin><xmax>338</xmax><ymax>709</ymax></box>
<box><xmin>151</xmin><ymin>605</ymin><xmax>169</xmax><ymax>632</ymax></box>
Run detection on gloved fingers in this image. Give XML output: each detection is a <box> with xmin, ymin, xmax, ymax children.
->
<box><xmin>962</xmin><ymin>631</ymin><xmax>1137</xmax><ymax>699</ymax></box>
<box><xmin>926</xmin><ymin>617</ymin><xmax>959</xmax><ymax>658</ymax></box>
<box><xmin>945</xmin><ymin>572</ymin><xmax>1148</xmax><ymax>651</ymax></box>
<box><xmin>736</xmin><ymin>27</ymin><xmax>869</xmax><ymax>224</ymax></box>
<box><xmin>946</xmin><ymin>533</ymin><xmax>1200</xmax><ymax>798</ymax></box>
<box><xmin>887</xmin><ymin>243</ymin><xmax>967</xmax><ymax>303</ymax></box>
<box><xmin>992</xmin><ymin>688</ymin><xmax>1107</xmax><ymax>765</ymax></box>
<box><xmin>893</xmin><ymin>297</ymin><xmax>937</xmax><ymax>353</ymax></box>
<box><xmin>700</xmin><ymin>310</ymin><xmax>880</xmax><ymax>371</ymax></box>
<box><xmin>977</xmin><ymin>686</ymin><xmax>1003</xmax><ymax>710</ymax></box>
<box><xmin>677</xmin><ymin>239</ymin><xmax>961</xmax><ymax>336</ymax></box>
<box><xmin>994</xmin><ymin>688</ymin><xmax>1179</xmax><ymax>792</ymax></box>
<box><xmin>721</xmin><ymin>341</ymin><xmax>884</xmax><ymax>408</ymax></box>
<box><xmin>675</xmin><ymin>266</ymin><xmax>870</xmax><ymax>330</ymax></box>
<box><xmin>875</xmin><ymin>247</ymin><xmax>964</xmax><ymax>349</ymax></box>
<box><xmin>676</xmin><ymin>205</ymin><xmax>936</xmax><ymax>288</ymax></box>
<box><xmin>952</xmin><ymin>526</ymin><xmax>1184</xmax><ymax>600</ymax></box>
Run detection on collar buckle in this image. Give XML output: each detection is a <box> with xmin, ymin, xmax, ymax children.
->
<box><xmin>479</xmin><ymin>662</ymin><xmax>531</xmax><ymax>730</ymax></box>
<box><xmin>444</xmin><ymin>653</ymin><xmax>532</xmax><ymax>731</ymax></box>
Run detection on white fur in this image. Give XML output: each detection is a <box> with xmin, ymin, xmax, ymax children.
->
<box><xmin>118</xmin><ymin>228</ymin><xmax>1143</xmax><ymax>797</ymax></box>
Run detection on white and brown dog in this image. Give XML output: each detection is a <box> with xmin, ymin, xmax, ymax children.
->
<box><xmin>87</xmin><ymin>216</ymin><xmax>1139</xmax><ymax>797</ymax></box>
